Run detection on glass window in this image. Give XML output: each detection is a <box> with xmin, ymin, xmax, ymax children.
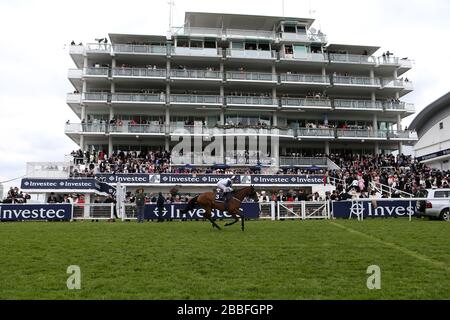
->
<box><xmin>283</xmin><ymin>25</ymin><xmax>296</xmax><ymax>33</ymax></box>
<box><xmin>232</xmin><ymin>41</ymin><xmax>244</xmax><ymax>49</ymax></box>
<box><xmin>245</xmin><ymin>42</ymin><xmax>257</xmax><ymax>50</ymax></box>
<box><xmin>190</xmin><ymin>40</ymin><xmax>203</xmax><ymax>48</ymax></box>
<box><xmin>434</xmin><ymin>191</ymin><xmax>447</xmax><ymax>198</ymax></box>
<box><xmin>296</xmin><ymin>26</ymin><xmax>306</xmax><ymax>33</ymax></box>
<box><xmin>293</xmin><ymin>45</ymin><xmax>308</xmax><ymax>58</ymax></box>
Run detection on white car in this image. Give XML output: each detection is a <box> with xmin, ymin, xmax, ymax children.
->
<box><xmin>416</xmin><ymin>188</ymin><xmax>450</xmax><ymax>221</ymax></box>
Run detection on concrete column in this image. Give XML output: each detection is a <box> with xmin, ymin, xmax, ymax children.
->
<box><xmin>373</xmin><ymin>113</ymin><xmax>378</xmax><ymax>133</ymax></box>
<box><xmin>393</xmin><ymin>69</ymin><xmax>398</xmax><ymax>79</ymax></box>
<box><xmin>324</xmin><ymin>141</ymin><xmax>330</xmax><ymax>155</ymax></box>
<box><xmin>166</xmin><ymin>83</ymin><xmax>170</xmax><ymax>105</ymax></box>
<box><xmin>272</xmin><ymin>87</ymin><xmax>277</xmax><ymax>106</ymax></box>
<box><xmin>111</xmin><ymin>58</ymin><xmax>116</xmax><ymax>69</ymax></box>
<box><xmin>111</xmin><ymin>82</ymin><xmax>115</xmax><ymax>93</ymax></box>
<box><xmin>165</xmin><ymin>106</ymin><xmax>170</xmax><ymax>134</ymax></box>
<box><xmin>220</xmin><ymin>109</ymin><xmax>225</xmax><ymax>125</ymax></box>
<box><xmin>370</xmin><ymin>68</ymin><xmax>375</xmax><ymax>85</ymax></box>
<box><xmin>272</xmin><ymin>112</ymin><xmax>278</xmax><ymax>126</ymax></box>
<box><xmin>166</xmin><ymin>59</ymin><xmax>171</xmax><ymax>79</ymax></box>
<box><xmin>371</xmin><ymin>92</ymin><xmax>376</xmax><ymax>109</ymax></box>
<box><xmin>165</xmin><ymin>137</ymin><xmax>170</xmax><ymax>152</ymax></box>
<box><xmin>109</xmin><ymin>107</ymin><xmax>114</xmax><ymax>121</ymax></box>
<box><xmin>82</xmin><ymin>81</ymin><xmax>87</xmax><ymax>95</ymax></box>
<box><xmin>83</xmin><ymin>56</ymin><xmax>88</xmax><ymax>69</ymax></box>
<box><xmin>108</xmin><ymin>135</ymin><xmax>113</xmax><ymax>156</ymax></box>
<box><xmin>81</xmin><ymin>105</ymin><xmax>86</xmax><ymax>122</ymax></box>
<box><xmin>322</xmin><ymin>67</ymin><xmax>326</xmax><ymax>77</ymax></box>
<box><xmin>374</xmin><ymin>142</ymin><xmax>380</xmax><ymax>155</ymax></box>
<box><xmin>398</xmin><ymin>142</ymin><xmax>403</xmax><ymax>155</ymax></box>
<box><xmin>397</xmin><ymin>114</ymin><xmax>402</xmax><ymax>131</ymax></box>
<box><xmin>80</xmin><ymin>136</ymin><xmax>85</xmax><ymax>152</ymax></box>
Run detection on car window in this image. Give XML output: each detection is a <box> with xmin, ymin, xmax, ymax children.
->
<box><xmin>416</xmin><ymin>190</ymin><xmax>428</xmax><ymax>197</ymax></box>
<box><xmin>434</xmin><ymin>191</ymin><xmax>447</xmax><ymax>198</ymax></box>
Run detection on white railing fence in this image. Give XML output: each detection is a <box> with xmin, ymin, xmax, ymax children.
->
<box><xmin>72</xmin><ymin>203</ymin><xmax>115</xmax><ymax>220</ymax></box>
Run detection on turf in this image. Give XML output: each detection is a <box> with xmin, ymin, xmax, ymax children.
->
<box><xmin>0</xmin><ymin>219</ymin><xmax>449</xmax><ymax>299</ymax></box>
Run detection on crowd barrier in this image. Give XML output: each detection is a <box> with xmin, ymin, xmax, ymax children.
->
<box><xmin>1</xmin><ymin>198</ymin><xmax>449</xmax><ymax>221</ymax></box>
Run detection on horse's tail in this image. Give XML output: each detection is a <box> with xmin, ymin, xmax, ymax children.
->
<box><xmin>180</xmin><ymin>195</ymin><xmax>199</xmax><ymax>214</ymax></box>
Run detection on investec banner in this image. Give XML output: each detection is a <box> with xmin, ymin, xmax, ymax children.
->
<box><xmin>143</xmin><ymin>203</ymin><xmax>259</xmax><ymax>220</ymax></box>
<box><xmin>21</xmin><ymin>178</ymin><xmax>100</xmax><ymax>190</ymax></box>
<box><xmin>332</xmin><ymin>200</ymin><xmax>417</xmax><ymax>219</ymax></box>
<box><xmin>96</xmin><ymin>174</ymin><xmax>153</xmax><ymax>184</ymax></box>
<box><xmin>250</xmin><ymin>175</ymin><xmax>324</xmax><ymax>185</ymax></box>
<box><xmin>159</xmin><ymin>174</ymin><xmax>242</xmax><ymax>184</ymax></box>
<box><xmin>0</xmin><ymin>204</ymin><xmax>72</xmax><ymax>221</ymax></box>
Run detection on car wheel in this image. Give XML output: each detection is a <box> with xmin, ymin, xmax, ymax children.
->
<box><xmin>439</xmin><ymin>209</ymin><xmax>450</xmax><ymax>221</ymax></box>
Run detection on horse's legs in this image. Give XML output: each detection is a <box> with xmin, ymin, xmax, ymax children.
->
<box><xmin>205</xmin><ymin>207</ymin><xmax>221</xmax><ymax>230</ymax></box>
<box><xmin>224</xmin><ymin>209</ymin><xmax>244</xmax><ymax>231</ymax></box>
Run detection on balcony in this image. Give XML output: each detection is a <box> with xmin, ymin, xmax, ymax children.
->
<box><xmin>66</xmin><ymin>93</ymin><xmax>81</xmax><ymax>104</ymax></box>
<box><xmin>226</xmin><ymin>71</ymin><xmax>276</xmax><ymax>83</ymax></box>
<box><xmin>84</xmin><ymin>67</ymin><xmax>109</xmax><ymax>77</ymax></box>
<box><xmin>384</xmin><ymin>102</ymin><xmax>415</xmax><ymax>113</ymax></box>
<box><xmin>279</xmin><ymin>52</ymin><xmax>327</xmax><ymax>63</ymax></box>
<box><xmin>109</xmin><ymin>124</ymin><xmax>165</xmax><ymax>135</ymax></box>
<box><xmin>281</xmin><ymin>98</ymin><xmax>331</xmax><ymax>110</ymax></box>
<box><xmin>112</xmin><ymin>67</ymin><xmax>166</xmax><ymax>79</ymax></box>
<box><xmin>280</xmin><ymin>157</ymin><xmax>328</xmax><ymax>167</ymax></box>
<box><xmin>86</xmin><ymin>43</ymin><xmax>111</xmax><ymax>54</ymax></box>
<box><xmin>329</xmin><ymin>53</ymin><xmax>376</xmax><ymax>64</ymax></box>
<box><xmin>336</xmin><ymin>129</ymin><xmax>385</xmax><ymax>140</ymax></box>
<box><xmin>170</xmin><ymin>94</ymin><xmax>223</xmax><ymax>105</ymax></box>
<box><xmin>226</xmin><ymin>96</ymin><xmax>277</xmax><ymax>108</ymax></box>
<box><xmin>280</xmin><ymin>73</ymin><xmax>329</xmax><ymax>85</ymax></box>
<box><xmin>218</xmin><ymin>127</ymin><xmax>295</xmax><ymax>137</ymax></box>
<box><xmin>171</xmin><ymin>47</ymin><xmax>222</xmax><ymax>58</ymax></box>
<box><xmin>297</xmin><ymin>128</ymin><xmax>334</xmax><ymax>139</ymax></box>
<box><xmin>68</xmin><ymin>69</ymin><xmax>82</xmax><ymax>78</ymax></box>
<box><xmin>65</xmin><ymin>123</ymin><xmax>107</xmax><ymax>134</ymax></box>
<box><xmin>333</xmin><ymin>76</ymin><xmax>380</xmax><ymax>87</ymax></box>
<box><xmin>278</xmin><ymin>32</ymin><xmax>309</xmax><ymax>42</ymax></box>
<box><xmin>173</xmin><ymin>27</ymin><xmax>223</xmax><ymax>38</ymax></box>
<box><xmin>69</xmin><ymin>45</ymin><xmax>84</xmax><ymax>55</ymax></box>
<box><xmin>83</xmin><ymin>92</ymin><xmax>108</xmax><ymax>103</ymax></box>
<box><xmin>113</xmin><ymin>44</ymin><xmax>167</xmax><ymax>55</ymax></box>
<box><xmin>226</xmin><ymin>48</ymin><xmax>276</xmax><ymax>60</ymax></box>
<box><xmin>334</xmin><ymin>99</ymin><xmax>383</xmax><ymax>111</ymax></box>
<box><xmin>386</xmin><ymin>130</ymin><xmax>418</xmax><ymax>141</ymax></box>
<box><xmin>111</xmin><ymin>93</ymin><xmax>165</xmax><ymax>104</ymax></box>
<box><xmin>381</xmin><ymin>79</ymin><xmax>414</xmax><ymax>91</ymax></box>
<box><xmin>170</xmin><ymin>69</ymin><xmax>222</xmax><ymax>81</ymax></box>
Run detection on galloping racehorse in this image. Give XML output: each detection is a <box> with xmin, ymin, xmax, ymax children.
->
<box><xmin>179</xmin><ymin>186</ymin><xmax>258</xmax><ymax>231</ymax></box>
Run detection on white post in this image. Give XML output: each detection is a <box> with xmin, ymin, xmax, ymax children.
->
<box><xmin>271</xmin><ymin>201</ymin><xmax>276</xmax><ymax>221</ymax></box>
<box><xmin>83</xmin><ymin>194</ymin><xmax>91</xmax><ymax>219</ymax></box>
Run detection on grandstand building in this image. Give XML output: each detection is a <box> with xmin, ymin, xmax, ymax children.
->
<box><xmin>66</xmin><ymin>11</ymin><xmax>417</xmax><ymax>168</ymax></box>
<box><xmin>410</xmin><ymin>92</ymin><xmax>450</xmax><ymax>171</ymax></box>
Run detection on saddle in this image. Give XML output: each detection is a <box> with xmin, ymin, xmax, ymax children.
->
<box><xmin>215</xmin><ymin>190</ymin><xmax>231</xmax><ymax>202</ymax></box>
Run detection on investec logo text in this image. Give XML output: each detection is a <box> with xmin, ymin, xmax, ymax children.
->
<box><xmin>153</xmin><ymin>205</ymin><xmax>233</xmax><ymax>219</ymax></box>
<box><xmin>161</xmin><ymin>175</ymin><xmax>230</xmax><ymax>184</ymax></box>
<box><xmin>367</xmin><ymin>203</ymin><xmax>415</xmax><ymax>217</ymax></box>
<box><xmin>0</xmin><ymin>206</ymin><xmax>67</xmax><ymax>220</ymax></box>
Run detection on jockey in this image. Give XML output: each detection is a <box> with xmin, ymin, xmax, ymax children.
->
<box><xmin>217</xmin><ymin>175</ymin><xmax>238</xmax><ymax>209</ymax></box>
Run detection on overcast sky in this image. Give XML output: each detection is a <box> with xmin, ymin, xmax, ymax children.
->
<box><xmin>0</xmin><ymin>0</ymin><xmax>449</xmax><ymax>194</ymax></box>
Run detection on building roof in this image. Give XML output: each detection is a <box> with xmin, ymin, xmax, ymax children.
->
<box><xmin>409</xmin><ymin>92</ymin><xmax>450</xmax><ymax>133</ymax></box>
<box><xmin>185</xmin><ymin>12</ymin><xmax>315</xmax><ymax>30</ymax></box>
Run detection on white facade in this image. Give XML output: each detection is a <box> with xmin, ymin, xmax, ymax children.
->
<box><xmin>411</xmin><ymin>92</ymin><xmax>450</xmax><ymax>170</ymax></box>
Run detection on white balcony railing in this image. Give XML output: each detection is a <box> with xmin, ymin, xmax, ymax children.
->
<box><xmin>226</xmin><ymin>96</ymin><xmax>276</xmax><ymax>106</ymax></box>
<box><xmin>386</xmin><ymin>131</ymin><xmax>418</xmax><ymax>140</ymax></box>
<box><xmin>333</xmin><ymin>76</ymin><xmax>380</xmax><ymax>86</ymax></box>
<box><xmin>329</xmin><ymin>53</ymin><xmax>376</xmax><ymax>64</ymax></box>
<box><xmin>113</xmin><ymin>68</ymin><xmax>166</xmax><ymax>78</ymax></box>
<box><xmin>336</xmin><ymin>129</ymin><xmax>385</xmax><ymax>139</ymax></box>
<box><xmin>334</xmin><ymin>99</ymin><xmax>383</xmax><ymax>110</ymax></box>
<box><xmin>109</xmin><ymin>124</ymin><xmax>165</xmax><ymax>134</ymax></box>
<box><xmin>86</xmin><ymin>43</ymin><xmax>111</xmax><ymax>53</ymax></box>
<box><xmin>281</xmin><ymin>98</ymin><xmax>331</xmax><ymax>108</ymax></box>
<box><xmin>113</xmin><ymin>44</ymin><xmax>167</xmax><ymax>55</ymax></box>
<box><xmin>226</xmin><ymin>29</ymin><xmax>276</xmax><ymax>39</ymax></box>
<box><xmin>279</xmin><ymin>52</ymin><xmax>327</xmax><ymax>62</ymax></box>
<box><xmin>170</xmin><ymin>94</ymin><xmax>223</xmax><ymax>104</ymax></box>
<box><xmin>170</xmin><ymin>69</ymin><xmax>222</xmax><ymax>80</ymax></box>
<box><xmin>384</xmin><ymin>102</ymin><xmax>415</xmax><ymax>112</ymax></box>
<box><xmin>66</xmin><ymin>93</ymin><xmax>81</xmax><ymax>103</ymax></box>
<box><xmin>171</xmin><ymin>47</ymin><xmax>222</xmax><ymax>57</ymax></box>
<box><xmin>382</xmin><ymin>79</ymin><xmax>414</xmax><ymax>90</ymax></box>
<box><xmin>280</xmin><ymin>73</ymin><xmax>328</xmax><ymax>84</ymax></box>
<box><xmin>111</xmin><ymin>93</ymin><xmax>165</xmax><ymax>103</ymax></box>
<box><xmin>278</xmin><ymin>32</ymin><xmax>309</xmax><ymax>41</ymax></box>
<box><xmin>226</xmin><ymin>48</ymin><xmax>275</xmax><ymax>59</ymax></box>
<box><xmin>84</xmin><ymin>67</ymin><xmax>109</xmax><ymax>76</ymax></box>
<box><xmin>297</xmin><ymin>128</ymin><xmax>334</xmax><ymax>137</ymax></box>
<box><xmin>83</xmin><ymin>92</ymin><xmax>108</xmax><ymax>102</ymax></box>
<box><xmin>226</xmin><ymin>71</ymin><xmax>276</xmax><ymax>82</ymax></box>
<box><xmin>65</xmin><ymin>123</ymin><xmax>107</xmax><ymax>133</ymax></box>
